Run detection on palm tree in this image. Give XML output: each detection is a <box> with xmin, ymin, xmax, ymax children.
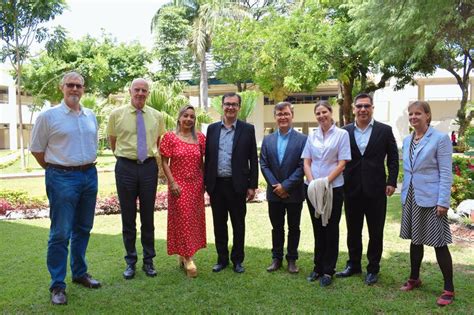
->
<box><xmin>210</xmin><ymin>90</ymin><xmax>260</xmax><ymax>121</ymax></box>
<box><xmin>146</xmin><ymin>81</ymin><xmax>212</xmax><ymax>130</ymax></box>
<box><xmin>152</xmin><ymin>0</ymin><xmax>246</xmax><ymax>112</ymax></box>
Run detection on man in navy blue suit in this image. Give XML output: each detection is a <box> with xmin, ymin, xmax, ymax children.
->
<box><xmin>260</xmin><ymin>102</ymin><xmax>307</xmax><ymax>273</ymax></box>
<box><xmin>205</xmin><ymin>92</ymin><xmax>258</xmax><ymax>274</ymax></box>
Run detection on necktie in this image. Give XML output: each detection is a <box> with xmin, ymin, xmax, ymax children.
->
<box><xmin>136</xmin><ymin>109</ymin><xmax>147</xmax><ymax>162</ymax></box>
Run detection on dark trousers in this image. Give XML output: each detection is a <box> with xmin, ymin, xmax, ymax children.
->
<box><xmin>268</xmin><ymin>201</ymin><xmax>303</xmax><ymax>261</ymax></box>
<box><xmin>344</xmin><ymin>194</ymin><xmax>387</xmax><ymax>274</ymax></box>
<box><xmin>115</xmin><ymin>157</ymin><xmax>158</xmax><ymax>265</ymax></box>
<box><xmin>306</xmin><ymin>185</ymin><xmax>344</xmax><ymax>276</ymax></box>
<box><xmin>209</xmin><ymin>178</ymin><xmax>247</xmax><ymax>265</ymax></box>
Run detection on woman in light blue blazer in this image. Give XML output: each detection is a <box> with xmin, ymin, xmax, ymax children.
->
<box><xmin>399</xmin><ymin>101</ymin><xmax>454</xmax><ymax>306</ymax></box>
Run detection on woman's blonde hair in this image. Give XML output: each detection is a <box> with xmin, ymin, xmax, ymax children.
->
<box><xmin>408</xmin><ymin>101</ymin><xmax>431</xmax><ymax>125</ymax></box>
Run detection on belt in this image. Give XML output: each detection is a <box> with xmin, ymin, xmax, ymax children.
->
<box><xmin>117</xmin><ymin>157</ymin><xmax>155</xmax><ymax>165</ymax></box>
<box><xmin>47</xmin><ymin>163</ymin><xmax>96</xmax><ymax>171</ymax></box>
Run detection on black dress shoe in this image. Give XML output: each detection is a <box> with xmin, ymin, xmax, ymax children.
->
<box><xmin>319</xmin><ymin>274</ymin><xmax>332</xmax><ymax>287</ymax></box>
<box><xmin>335</xmin><ymin>266</ymin><xmax>362</xmax><ymax>278</ymax></box>
<box><xmin>123</xmin><ymin>264</ymin><xmax>136</xmax><ymax>279</ymax></box>
<box><xmin>266</xmin><ymin>259</ymin><xmax>282</xmax><ymax>272</ymax></box>
<box><xmin>142</xmin><ymin>264</ymin><xmax>157</xmax><ymax>277</ymax></box>
<box><xmin>51</xmin><ymin>287</ymin><xmax>67</xmax><ymax>305</ymax></box>
<box><xmin>307</xmin><ymin>271</ymin><xmax>321</xmax><ymax>282</ymax></box>
<box><xmin>212</xmin><ymin>263</ymin><xmax>228</xmax><ymax>272</ymax></box>
<box><xmin>365</xmin><ymin>273</ymin><xmax>378</xmax><ymax>285</ymax></box>
<box><xmin>287</xmin><ymin>260</ymin><xmax>299</xmax><ymax>274</ymax></box>
<box><xmin>72</xmin><ymin>273</ymin><xmax>101</xmax><ymax>288</ymax></box>
<box><xmin>233</xmin><ymin>263</ymin><xmax>245</xmax><ymax>273</ymax></box>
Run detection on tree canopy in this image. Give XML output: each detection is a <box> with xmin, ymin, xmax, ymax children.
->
<box><xmin>22</xmin><ymin>34</ymin><xmax>151</xmax><ymax>105</ymax></box>
<box><xmin>350</xmin><ymin>0</ymin><xmax>474</xmax><ymax>136</ymax></box>
<box><xmin>0</xmin><ymin>0</ymin><xmax>66</xmax><ymax>169</ymax></box>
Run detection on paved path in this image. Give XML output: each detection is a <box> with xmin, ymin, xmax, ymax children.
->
<box><xmin>0</xmin><ymin>167</ymin><xmax>114</xmax><ymax>179</ymax></box>
<box><xmin>0</xmin><ymin>151</ymin><xmax>19</xmax><ymax>164</ymax></box>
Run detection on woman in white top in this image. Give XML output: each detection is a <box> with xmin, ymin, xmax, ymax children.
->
<box><xmin>302</xmin><ymin>101</ymin><xmax>351</xmax><ymax>287</ymax></box>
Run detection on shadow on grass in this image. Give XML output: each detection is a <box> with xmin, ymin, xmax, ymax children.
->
<box><xmin>0</xmin><ymin>219</ymin><xmax>472</xmax><ymax>314</ymax></box>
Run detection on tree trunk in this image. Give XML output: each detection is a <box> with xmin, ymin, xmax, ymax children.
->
<box><xmin>15</xmin><ymin>34</ymin><xmax>26</xmax><ymax>169</ymax></box>
<box><xmin>456</xmin><ymin>82</ymin><xmax>471</xmax><ymax>137</ymax></box>
<box><xmin>236</xmin><ymin>82</ymin><xmax>243</xmax><ymax>92</ymax></box>
<box><xmin>337</xmin><ymin>83</ymin><xmax>344</xmax><ymax>126</ymax></box>
<box><xmin>446</xmin><ymin>60</ymin><xmax>472</xmax><ymax>139</ymax></box>
<box><xmin>342</xmin><ymin>78</ymin><xmax>354</xmax><ymax>125</ymax></box>
<box><xmin>200</xmin><ymin>58</ymin><xmax>208</xmax><ymax>112</ymax></box>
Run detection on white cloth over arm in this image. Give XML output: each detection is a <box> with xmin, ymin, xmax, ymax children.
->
<box><xmin>307</xmin><ymin>177</ymin><xmax>333</xmax><ymax>227</ymax></box>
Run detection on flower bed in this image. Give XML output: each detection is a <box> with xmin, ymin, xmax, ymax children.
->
<box><xmin>1</xmin><ymin>188</ymin><xmax>266</xmax><ymax>219</ymax></box>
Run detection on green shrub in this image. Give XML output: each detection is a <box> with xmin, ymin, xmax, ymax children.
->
<box><xmin>0</xmin><ymin>190</ymin><xmax>47</xmax><ymax>210</ymax></box>
<box><xmin>0</xmin><ymin>190</ymin><xmax>30</xmax><ymax>205</ymax></box>
<box><xmin>451</xmin><ymin>156</ymin><xmax>474</xmax><ymax>208</ymax></box>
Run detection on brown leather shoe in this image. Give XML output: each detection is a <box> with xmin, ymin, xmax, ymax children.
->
<box><xmin>51</xmin><ymin>287</ymin><xmax>67</xmax><ymax>305</ymax></box>
<box><xmin>72</xmin><ymin>273</ymin><xmax>101</xmax><ymax>288</ymax></box>
<box><xmin>266</xmin><ymin>259</ymin><xmax>282</xmax><ymax>272</ymax></box>
<box><xmin>288</xmin><ymin>260</ymin><xmax>299</xmax><ymax>274</ymax></box>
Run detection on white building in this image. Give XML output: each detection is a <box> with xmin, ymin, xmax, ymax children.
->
<box><xmin>0</xmin><ymin>63</ymin><xmax>43</xmax><ymax>150</ymax></box>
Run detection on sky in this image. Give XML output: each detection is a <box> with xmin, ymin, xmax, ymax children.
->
<box><xmin>47</xmin><ymin>0</ymin><xmax>169</xmax><ymax>49</ymax></box>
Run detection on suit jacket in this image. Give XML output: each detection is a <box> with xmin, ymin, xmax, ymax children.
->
<box><xmin>401</xmin><ymin>126</ymin><xmax>452</xmax><ymax>208</ymax></box>
<box><xmin>343</xmin><ymin>121</ymin><xmax>399</xmax><ymax>198</ymax></box>
<box><xmin>260</xmin><ymin>129</ymin><xmax>307</xmax><ymax>203</ymax></box>
<box><xmin>204</xmin><ymin>120</ymin><xmax>258</xmax><ymax>195</ymax></box>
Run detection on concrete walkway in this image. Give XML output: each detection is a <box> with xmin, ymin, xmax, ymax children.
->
<box><xmin>0</xmin><ymin>167</ymin><xmax>114</xmax><ymax>179</ymax></box>
<box><xmin>0</xmin><ymin>151</ymin><xmax>19</xmax><ymax>164</ymax></box>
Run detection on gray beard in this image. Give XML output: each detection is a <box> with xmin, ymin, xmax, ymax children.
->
<box><xmin>68</xmin><ymin>95</ymin><xmax>80</xmax><ymax>104</ymax></box>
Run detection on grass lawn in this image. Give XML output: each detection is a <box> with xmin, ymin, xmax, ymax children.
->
<box><xmin>0</xmin><ymin>150</ymin><xmax>117</xmax><ymax>174</ymax></box>
<box><xmin>0</xmin><ymin>171</ymin><xmax>119</xmax><ymax>198</ymax></box>
<box><xmin>0</xmin><ymin>196</ymin><xmax>472</xmax><ymax>313</ymax></box>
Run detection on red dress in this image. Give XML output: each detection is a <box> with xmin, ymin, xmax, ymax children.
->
<box><xmin>159</xmin><ymin>131</ymin><xmax>206</xmax><ymax>257</ymax></box>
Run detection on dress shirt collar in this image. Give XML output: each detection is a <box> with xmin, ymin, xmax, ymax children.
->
<box><xmin>128</xmin><ymin>104</ymin><xmax>147</xmax><ymax>113</ymax></box>
<box><xmin>354</xmin><ymin>118</ymin><xmax>374</xmax><ymax>132</ymax></box>
<box><xmin>315</xmin><ymin>123</ymin><xmax>336</xmax><ymax>137</ymax></box>
<box><xmin>220</xmin><ymin>119</ymin><xmax>237</xmax><ymax>129</ymax></box>
<box><xmin>277</xmin><ymin>128</ymin><xmax>292</xmax><ymax>137</ymax></box>
<box><xmin>60</xmin><ymin>100</ymin><xmax>89</xmax><ymax>116</ymax></box>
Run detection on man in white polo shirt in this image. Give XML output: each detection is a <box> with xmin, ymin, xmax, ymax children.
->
<box><xmin>31</xmin><ymin>72</ymin><xmax>101</xmax><ymax>305</ymax></box>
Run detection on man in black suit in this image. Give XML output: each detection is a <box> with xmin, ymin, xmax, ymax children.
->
<box><xmin>336</xmin><ymin>93</ymin><xmax>399</xmax><ymax>285</ymax></box>
<box><xmin>260</xmin><ymin>102</ymin><xmax>307</xmax><ymax>274</ymax></box>
<box><xmin>205</xmin><ymin>92</ymin><xmax>258</xmax><ymax>273</ymax></box>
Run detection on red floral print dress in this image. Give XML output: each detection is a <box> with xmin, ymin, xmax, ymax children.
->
<box><xmin>159</xmin><ymin>131</ymin><xmax>206</xmax><ymax>257</ymax></box>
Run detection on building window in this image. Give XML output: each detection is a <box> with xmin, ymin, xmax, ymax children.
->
<box><xmin>264</xmin><ymin>94</ymin><xmax>338</xmax><ymax>105</ymax></box>
<box><xmin>0</xmin><ymin>86</ymin><xmax>8</xmax><ymax>104</ymax></box>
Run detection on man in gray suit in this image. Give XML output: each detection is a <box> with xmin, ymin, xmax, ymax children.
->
<box><xmin>260</xmin><ymin>102</ymin><xmax>307</xmax><ymax>273</ymax></box>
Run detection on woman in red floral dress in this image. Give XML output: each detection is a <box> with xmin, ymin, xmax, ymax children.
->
<box><xmin>160</xmin><ymin>105</ymin><xmax>206</xmax><ymax>278</ymax></box>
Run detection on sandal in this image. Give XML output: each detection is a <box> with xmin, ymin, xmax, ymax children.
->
<box><xmin>184</xmin><ymin>258</ymin><xmax>197</xmax><ymax>278</ymax></box>
<box><xmin>400</xmin><ymin>278</ymin><xmax>422</xmax><ymax>291</ymax></box>
<box><xmin>437</xmin><ymin>290</ymin><xmax>454</xmax><ymax>306</ymax></box>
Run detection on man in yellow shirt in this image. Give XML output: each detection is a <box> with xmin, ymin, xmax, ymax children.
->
<box><xmin>107</xmin><ymin>78</ymin><xmax>165</xmax><ymax>279</ymax></box>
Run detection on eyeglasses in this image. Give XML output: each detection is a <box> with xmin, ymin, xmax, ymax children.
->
<box><xmin>355</xmin><ymin>104</ymin><xmax>372</xmax><ymax>109</ymax></box>
<box><xmin>133</xmin><ymin>88</ymin><xmax>148</xmax><ymax>93</ymax></box>
<box><xmin>275</xmin><ymin>112</ymin><xmax>292</xmax><ymax>117</ymax></box>
<box><xmin>64</xmin><ymin>83</ymin><xmax>84</xmax><ymax>89</ymax></box>
<box><xmin>223</xmin><ymin>102</ymin><xmax>240</xmax><ymax>108</ymax></box>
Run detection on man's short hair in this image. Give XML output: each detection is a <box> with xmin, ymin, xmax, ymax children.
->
<box><xmin>61</xmin><ymin>71</ymin><xmax>85</xmax><ymax>86</ymax></box>
<box><xmin>353</xmin><ymin>93</ymin><xmax>373</xmax><ymax>105</ymax></box>
<box><xmin>273</xmin><ymin>101</ymin><xmax>294</xmax><ymax>116</ymax></box>
<box><xmin>221</xmin><ymin>92</ymin><xmax>241</xmax><ymax>105</ymax></box>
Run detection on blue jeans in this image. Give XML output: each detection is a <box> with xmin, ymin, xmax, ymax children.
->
<box><xmin>45</xmin><ymin>166</ymin><xmax>98</xmax><ymax>290</ymax></box>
